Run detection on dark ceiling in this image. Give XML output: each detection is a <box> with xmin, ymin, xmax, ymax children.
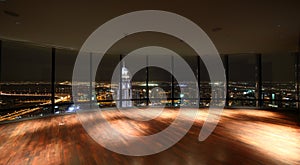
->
<box><xmin>0</xmin><ymin>0</ymin><xmax>299</xmax><ymax>55</ymax></box>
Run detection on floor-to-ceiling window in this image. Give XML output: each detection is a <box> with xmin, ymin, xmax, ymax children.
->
<box><xmin>0</xmin><ymin>41</ymin><xmax>52</xmax><ymax>120</ymax></box>
<box><xmin>55</xmin><ymin>48</ymin><xmax>78</xmax><ymax>113</ymax></box>
<box><xmin>228</xmin><ymin>54</ymin><xmax>257</xmax><ymax>107</ymax></box>
<box><xmin>175</xmin><ymin>55</ymin><xmax>198</xmax><ymax>107</ymax></box>
<box><xmin>148</xmin><ymin>55</ymin><xmax>173</xmax><ymax>107</ymax></box>
<box><xmin>0</xmin><ymin>39</ymin><xmax>299</xmax><ymax>123</ymax></box>
<box><xmin>262</xmin><ymin>53</ymin><xmax>296</xmax><ymax>109</ymax></box>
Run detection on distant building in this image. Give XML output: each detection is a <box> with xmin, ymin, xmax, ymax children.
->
<box><xmin>117</xmin><ymin>62</ymin><xmax>132</xmax><ymax>107</ymax></box>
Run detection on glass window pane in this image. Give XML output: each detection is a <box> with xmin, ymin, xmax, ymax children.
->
<box><xmin>199</xmin><ymin>57</ymin><xmax>211</xmax><ymax>107</ymax></box>
<box><xmin>262</xmin><ymin>53</ymin><xmax>296</xmax><ymax>109</ymax></box>
<box><xmin>174</xmin><ymin>55</ymin><xmax>198</xmax><ymax>107</ymax></box>
<box><xmin>131</xmin><ymin>68</ymin><xmax>147</xmax><ymax>107</ymax></box>
<box><xmin>228</xmin><ymin>54</ymin><xmax>257</xmax><ymax>107</ymax></box>
<box><xmin>55</xmin><ymin>48</ymin><xmax>78</xmax><ymax>113</ymax></box>
<box><xmin>0</xmin><ymin>41</ymin><xmax>52</xmax><ymax>121</ymax></box>
<box><xmin>149</xmin><ymin>55</ymin><xmax>172</xmax><ymax>107</ymax></box>
<box><xmin>96</xmin><ymin>54</ymin><xmax>120</xmax><ymax>108</ymax></box>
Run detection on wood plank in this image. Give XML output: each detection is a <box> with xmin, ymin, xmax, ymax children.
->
<box><xmin>0</xmin><ymin>108</ymin><xmax>299</xmax><ymax>165</ymax></box>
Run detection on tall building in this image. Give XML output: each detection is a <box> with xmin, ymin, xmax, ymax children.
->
<box><xmin>117</xmin><ymin>62</ymin><xmax>132</xmax><ymax>108</ymax></box>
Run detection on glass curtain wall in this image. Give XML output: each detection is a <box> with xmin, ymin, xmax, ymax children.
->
<box><xmin>0</xmin><ymin>39</ymin><xmax>299</xmax><ymax>122</ymax></box>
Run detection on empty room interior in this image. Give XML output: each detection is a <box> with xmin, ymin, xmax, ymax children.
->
<box><xmin>0</xmin><ymin>1</ymin><xmax>300</xmax><ymax>165</ymax></box>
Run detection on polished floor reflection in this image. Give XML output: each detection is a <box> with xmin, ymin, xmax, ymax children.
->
<box><xmin>0</xmin><ymin>108</ymin><xmax>299</xmax><ymax>165</ymax></box>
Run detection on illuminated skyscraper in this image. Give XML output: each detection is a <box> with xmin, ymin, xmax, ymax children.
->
<box><xmin>117</xmin><ymin>62</ymin><xmax>132</xmax><ymax>107</ymax></box>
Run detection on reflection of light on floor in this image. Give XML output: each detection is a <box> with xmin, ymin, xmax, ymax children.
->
<box><xmin>217</xmin><ymin>110</ymin><xmax>300</xmax><ymax>164</ymax></box>
<box><xmin>78</xmin><ymin>108</ymin><xmax>300</xmax><ymax>164</ymax></box>
<box><xmin>222</xmin><ymin>109</ymin><xmax>282</xmax><ymax>119</ymax></box>
<box><xmin>79</xmin><ymin>108</ymin><xmax>196</xmax><ymax>149</ymax></box>
<box><xmin>160</xmin><ymin>109</ymin><xmax>300</xmax><ymax>164</ymax></box>
<box><xmin>105</xmin><ymin>115</ymin><xmax>149</xmax><ymax>136</ymax></box>
<box><xmin>99</xmin><ymin>108</ymin><xmax>196</xmax><ymax>137</ymax></box>
<box><xmin>231</xmin><ymin>121</ymin><xmax>300</xmax><ymax>164</ymax></box>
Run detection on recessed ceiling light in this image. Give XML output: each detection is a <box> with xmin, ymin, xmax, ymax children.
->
<box><xmin>3</xmin><ymin>10</ymin><xmax>20</xmax><ymax>17</ymax></box>
<box><xmin>212</xmin><ymin>27</ymin><xmax>223</xmax><ymax>32</ymax></box>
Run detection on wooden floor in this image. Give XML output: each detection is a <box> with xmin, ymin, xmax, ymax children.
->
<box><xmin>0</xmin><ymin>108</ymin><xmax>299</xmax><ymax>165</ymax></box>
